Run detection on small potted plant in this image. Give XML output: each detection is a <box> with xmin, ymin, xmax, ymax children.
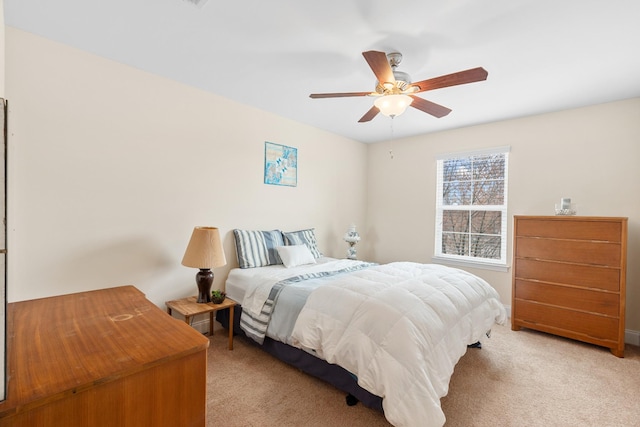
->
<box><xmin>211</xmin><ymin>290</ymin><xmax>226</xmax><ymax>304</ymax></box>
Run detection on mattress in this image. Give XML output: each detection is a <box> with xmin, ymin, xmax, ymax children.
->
<box><xmin>228</xmin><ymin>258</ymin><xmax>506</xmax><ymax>426</ymax></box>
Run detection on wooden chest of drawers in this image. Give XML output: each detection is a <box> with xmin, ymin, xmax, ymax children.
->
<box><xmin>0</xmin><ymin>286</ymin><xmax>210</xmax><ymax>426</ymax></box>
<box><xmin>512</xmin><ymin>216</ymin><xmax>627</xmax><ymax>357</ymax></box>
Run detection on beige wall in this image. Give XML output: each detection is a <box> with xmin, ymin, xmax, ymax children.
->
<box><xmin>5</xmin><ymin>27</ymin><xmax>367</xmax><ymax>307</ymax></box>
<box><xmin>366</xmin><ymin>98</ymin><xmax>640</xmax><ymax>334</ymax></box>
<box><xmin>5</xmin><ymin>26</ymin><xmax>640</xmax><ymax>338</ymax></box>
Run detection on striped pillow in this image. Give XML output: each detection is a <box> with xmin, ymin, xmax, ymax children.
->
<box><xmin>233</xmin><ymin>229</ymin><xmax>284</xmax><ymax>269</ymax></box>
<box><xmin>282</xmin><ymin>228</ymin><xmax>323</xmax><ymax>258</ymax></box>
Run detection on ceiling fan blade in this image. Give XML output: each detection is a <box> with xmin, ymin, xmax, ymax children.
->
<box><xmin>362</xmin><ymin>51</ymin><xmax>395</xmax><ymax>85</ymax></box>
<box><xmin>411</xmin><ymin>67</ymin><xmax>488</xmax><ymax>93</ymax></box>
<box><xmin>358</xmin><ymin>105</ymin><xmax>380</xmax><ymax>123</ymax></box>
<box><xmin>409</xmin><ymin>95</ymin><xmax>452</xmax><ymax>118</ymax></box>
<box><xmin>309</xmin><ymin>91</ymin><xmax>371</xmax><ymax>99</ymax></box>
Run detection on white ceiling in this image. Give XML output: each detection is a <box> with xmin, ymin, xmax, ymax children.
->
<box><xmin>5</xmin><ymin>0</ymin><xmax>640</xmax><ymax>143</ymax></box>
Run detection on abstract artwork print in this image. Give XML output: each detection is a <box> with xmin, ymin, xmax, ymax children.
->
<box><xmin>264</xmin><ymin>141</ymin><xmax>297</xmax><ymax>187</ymax></box>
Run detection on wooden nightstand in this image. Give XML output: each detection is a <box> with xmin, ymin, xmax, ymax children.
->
<box><xmin>166</xmin><ymin>296</ymin><xmax>237</xmax><ymax>350</ymax></box>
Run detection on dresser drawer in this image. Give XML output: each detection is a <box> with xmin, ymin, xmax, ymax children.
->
<box><xmin>514</xmin><ymin>279</ymin><xmax>619</xmax><ymax>317</ymax></box>
<box><xmin>515</xmin><ymin>218</ymin><xmax>622</xmax><ymax>242</ymax></box>
<box><xmin>515</xmin><ymin>237</ymin><xmax>621</xmax><ymax>266</ymax></box>
<box><xmin>514</xmin><ymin>300</ymin><xmax>619</xmax><ymax>341</ymax></box>
<box><xmin>514</xmin><ymin>258</ymin><xmax>620</xmax><ymax>291</ymax></box>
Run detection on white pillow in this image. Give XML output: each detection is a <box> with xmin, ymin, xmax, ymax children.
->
<box><xmin>282</xmin><ymin>228</ymin><xmax>323</xmax><ymax>258</ymax></box>
<box><xmin>276</xmin><ymin>245</ymin><xmax>316</xmax><ymax>268</ymax></box>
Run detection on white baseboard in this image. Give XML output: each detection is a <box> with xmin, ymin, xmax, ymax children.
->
<box><xmin>503</xmin><ymin>304</ymin><xmax>511</xmax><ymax>319</ymax></box>
<box><xmin>168</xmin><ymin>312</ymin><xmax>211</xmax><ymax>335</ymax></box>
<box><xmin>625</xmin><ymin>329</ymin><xmax>640</xmax><ymax>346</ymax></box>
<box><xmin>191</xmin><ymin>318</ymin><xmax>211</xmax><ymax>335</ymax></box>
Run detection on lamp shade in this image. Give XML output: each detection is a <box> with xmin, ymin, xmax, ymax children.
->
<box><xmin>181</xmin><ymin>227</ymin><xmax>227</xmax><ymax>268</ymax></box>
<box><xmin>343</xmin><ymin>224</ymin><xmax>361</xmax><ymax>244</ymax></box>
<box><xmin>374</xmin><ymin>94</ymin><xmax>413</xmax><ymax>117</ymax></box>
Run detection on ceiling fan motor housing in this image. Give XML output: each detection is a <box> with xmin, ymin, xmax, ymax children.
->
<box><xmin>376</xmin><ymin>52</ymin><xmax>411</xmax><ymax>93</ymax></box>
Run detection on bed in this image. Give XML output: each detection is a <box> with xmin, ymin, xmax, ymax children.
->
<box><xmin>221</xmin><ymin>228</ymin><xmax>507</xmax><ymax>427</ymax></box>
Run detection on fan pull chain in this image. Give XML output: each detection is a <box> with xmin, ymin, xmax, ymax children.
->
<box><xmin>389</xmin><ymin>117</ymin><xmax>395</xmax><ymax>159</ymax></box>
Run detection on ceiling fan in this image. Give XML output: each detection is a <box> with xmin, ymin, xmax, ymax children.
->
<box><xmin>309</xmin><ymin>50</ymin><xmax>488</xmax><ymax>123</ymax></box>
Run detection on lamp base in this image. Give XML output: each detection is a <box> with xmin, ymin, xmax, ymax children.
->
<box><xmin>195</xmin><ymin>268</ymin><xmax>214</xmax><ymax>303</ymax></box>
<box><xmin>346</xmin><ymin>242</ymin><xmax>358</xmax><ymax>260</ymax></box>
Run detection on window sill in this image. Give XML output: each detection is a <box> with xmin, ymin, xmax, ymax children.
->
<box><xmin>431</xmin><ymin>256</ymin><xmax>510</xmax><ymax>272</ymax></box>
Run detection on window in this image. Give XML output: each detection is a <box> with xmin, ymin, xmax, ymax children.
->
<box><xmin>434</xmin><ymin>146</ymin><xmax>509</xmax><ymax>270</ymax></box>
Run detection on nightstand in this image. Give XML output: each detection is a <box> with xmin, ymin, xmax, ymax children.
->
<box><xmin>166</xmin><ymin>296</ymin><xmax>237</xmax><ymax>350</ymax></box>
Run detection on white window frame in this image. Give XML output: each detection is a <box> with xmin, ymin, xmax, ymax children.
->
<box><xmin>433</xmin><ymin>146</ymin><xmax>510</xmax><ymax>272</ymax></box>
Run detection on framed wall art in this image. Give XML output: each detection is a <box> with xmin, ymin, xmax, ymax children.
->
<box><xmin>264</xmin><ymin>141</ymin><xmax>297</xmax><ymax>187</ymax></box>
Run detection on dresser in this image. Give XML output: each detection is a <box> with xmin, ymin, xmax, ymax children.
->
<box><xmin>512</xmin><ymin>216</ymin><xmax>627</xmax><ymax>357</ymax></box>
<box><xmin>0</xmin><ymin>286</ymin><xmax>210</xmax><ymax>426</ymax></box>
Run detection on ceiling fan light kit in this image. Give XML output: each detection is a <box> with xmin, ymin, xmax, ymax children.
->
<box><xmin>374</xmin><ymin>94</ymin><xmax>413</xmax><ymax>117</ymax></box>
<box><xmin>309</xmin><ymin>50</ymin><xmax>488</xmax><ymax>123</ymax></box>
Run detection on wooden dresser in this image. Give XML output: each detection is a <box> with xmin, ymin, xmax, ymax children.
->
<box><xmin>0</xmin><ymin>286</ymin><xmax>210</xmax><ymax>426</ymax></box>
<box><xmin>512</xmin><ymin>216</ymin><xmax>627</xmax><ymax>357</ymax></box>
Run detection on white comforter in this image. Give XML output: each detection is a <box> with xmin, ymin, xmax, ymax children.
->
<box><xmin>290</xmin><ymin>262</ymin><xmax>507</xmax><ymax>427</ymax></box>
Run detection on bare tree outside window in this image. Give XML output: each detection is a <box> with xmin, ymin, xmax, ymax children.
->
<box><xmin>436</xmin><ymin>150</ymin><xmax>509</xmax><ymax>265</ymax></box>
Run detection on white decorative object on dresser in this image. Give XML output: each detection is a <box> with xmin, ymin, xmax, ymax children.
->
<box><xmin>512</xmin><ymin>216</ymin><xmax>628</xmax><ymax>357</ymax></box>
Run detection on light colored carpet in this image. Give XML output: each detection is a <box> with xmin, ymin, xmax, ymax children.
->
<box><xmin>206</xmin><ymin>323</ymin><xmax>640</xmax><ymax>426</ymax></box>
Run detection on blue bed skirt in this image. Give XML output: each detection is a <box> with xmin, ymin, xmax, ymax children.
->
<box><xmin>216</xmin><ymin>306</ymin><xmax>384</xmax><ymax>412</ymax></box>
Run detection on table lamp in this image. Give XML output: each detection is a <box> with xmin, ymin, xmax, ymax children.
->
<box><xmin>343</xmin><ymin>224</ymin><xmax>361</xmax><ymax>260</ymax></box>
<box><xmin>181</xmin><ymin>226</ymin><xmax>227</xmax><ymax>303</ymax></box>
